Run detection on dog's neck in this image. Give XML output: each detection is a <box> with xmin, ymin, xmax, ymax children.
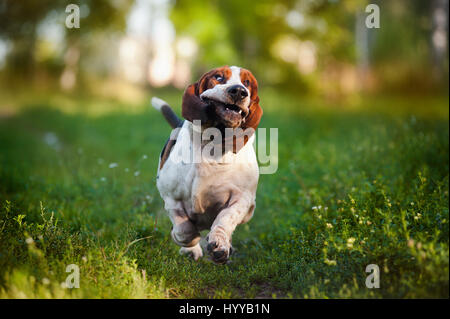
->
<box><xmin>187</xmin><ymin>120</ymin><xmax>255</xmax><ymax>163</ymax></box>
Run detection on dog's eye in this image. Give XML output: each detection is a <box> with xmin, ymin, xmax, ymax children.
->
<box><xmin>243</xmin><ymin>80</ymin><xmax>250</xmax><ymax>87</ymax></box>
<box><xmin>214</xmin><ymin>74</ymin><xmax>224</xmax><ymax>82</ymax></box>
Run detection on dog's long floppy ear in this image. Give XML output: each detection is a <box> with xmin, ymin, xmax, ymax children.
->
<box><xmin>182</xmin><ymin>82</ymin><xmax>208</xmax><ymax>124</ymax></box>
<box><xmin>242</xmin><ymin>71</ymin><xmax>263</xmax><ymax>132</ymax></box>
<box><xmin>242</xmin><ymin>94</ymin><xmax>263</xmax><ymax>132</ymax></box>
<box><xmin>182</xmin><ymin>78</ymin><xmax>217</xmax><ymax>125</ymax></box>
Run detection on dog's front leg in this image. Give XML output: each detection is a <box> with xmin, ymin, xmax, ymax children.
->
<box><xmin>207</xmin><ymin>200</ymin><xmax>254</xmax><ymax>264</ymax></box>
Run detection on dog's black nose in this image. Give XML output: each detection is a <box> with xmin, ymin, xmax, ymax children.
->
<box><xmin>226</xmin><ymin>85</ymin><xmax>248</xmax><ymax>102</ymax></box>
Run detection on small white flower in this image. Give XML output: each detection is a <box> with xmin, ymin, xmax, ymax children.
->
<box><xmin>109</xmin><ymin>163</ymin><xmax>118</xmax><ymax>168</ymax></box>
<box><xmin>100</xmin><ymin>177</ymin><xmax>107</xmax><ymax>182</ymax></box>
<box><xmin>142</xmin><ymin>155</ymin><xmax>148</xmax><ymax>159</ymax></box>
<box><xmin>43</xmin><ymin>132</ymin><xmax>61</xmax><ymax>151</ymax></box>
<box><xmin>134</xmin><ymin>171</ymin><xmax>140</xmax><ymax>177</ymax></box>
<box><xmin>145</xmin><ymin>195</ymin><xmax>151</xmax><ymax>200</ymax></box>
<box><xmin>326</xmin><ymin>223</ymin><xmax>333</xmax><ymax>229</ymax></box>
<box><xmin>26</xmin><ymin>237</ymin><xmax>34</xmax><ymax>244</ymax></box>
<box><xmin>82</xmin><ymin>256</ymin><xmax>88</xmax><ymax>263</ymax></box>
<box><xmin>42</xmin><ymin>278</ymin><xmax>50</xmax><ymax>285</ymax></box>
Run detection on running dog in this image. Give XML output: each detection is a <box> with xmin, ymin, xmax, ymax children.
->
<box><xmin>152</xmin><ymin>66</ymin><xmax>262</xmax><ymax>264</ymax></box>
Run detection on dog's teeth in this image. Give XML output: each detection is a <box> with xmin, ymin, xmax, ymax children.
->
<box><xmin>238</xmin><ymin>110</ymin><xmax>242</xmax><ymax>114</ymax></box>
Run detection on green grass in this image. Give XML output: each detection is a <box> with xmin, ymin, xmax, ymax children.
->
<box><xmin>0</xmin><ymin>90</ymin><xmax>448</xmax><ymax>298</ymax></box>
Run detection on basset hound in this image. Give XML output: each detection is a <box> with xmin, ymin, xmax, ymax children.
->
<box><xmin>151</xmin><ymin>66</ymin><xmax>263</xmax><ymax>264</ymax></box>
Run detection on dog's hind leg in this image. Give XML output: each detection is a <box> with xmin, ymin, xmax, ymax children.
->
<box><xmin>179</xmin><ymin>243</ymin><xmax>203</xmax><ymax>261</ymax></box>
<box><xmin>168</xmin><ymin>208</ymin><xmax>201</xmax><ymax>248</ymax></box>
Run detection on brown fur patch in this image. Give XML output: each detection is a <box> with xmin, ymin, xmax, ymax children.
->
<box><xmin>159</xmin><ymin>139</ymin><xmax>176</xmax><ymax>169</ymax></box>
<box><xmin>159</xmin><ymin>123</ymin><xmax>183</xmax><ymax>169</ymax></box>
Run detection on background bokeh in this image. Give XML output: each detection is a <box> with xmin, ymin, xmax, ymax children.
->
<box><xmin>0</xmin><ymin>0</ymin><xmax>448</xmax><ymax>103</ymax></box>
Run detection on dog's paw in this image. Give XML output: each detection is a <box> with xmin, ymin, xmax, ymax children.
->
<box><xmin>206</xmin><ymin>229</ymin><xmax>232</xmax><ymax>265</ymax></box>
<box><xmin>179</xmin><ymin>244</ymin><xmax>203</xmax><ymax>261</ymax></box>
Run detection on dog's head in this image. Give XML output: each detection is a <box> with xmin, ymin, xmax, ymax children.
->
<box><xmin>182</xmin><ymin>66</ymin><xmax>262</xmax><ymax>131</ymax></box>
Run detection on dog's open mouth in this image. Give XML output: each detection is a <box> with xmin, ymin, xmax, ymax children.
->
<box><xmin>203</xmin><ymin>98</ymin><xmax>247</xmax><ymax>118</ymax></box>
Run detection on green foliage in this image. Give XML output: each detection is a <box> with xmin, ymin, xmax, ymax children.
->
<box><xmin>0</xmin><ymin>92</ymin><xmax>448</xmax><ymax>298</ymax></box>
<box><xmin>1</xmin><ymin>0</ymin><xmax>447</xmax><ymax>94</ymax></box>
<box><xmin>171</xmin><ymin>0</ymin><xmax>448</xmax><ymax>92</ymax></box>
<box><xmin>0</xmin><ymin>0</ymin><xmax>134</xmax><ymax>79</ymax></box>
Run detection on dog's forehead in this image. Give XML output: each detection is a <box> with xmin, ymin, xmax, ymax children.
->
<box><xmin>198</xmin><ymin>66</ymin><xmax>256</xmax><ymax>96</ymax></box>
<box><xmin>226</xmin><ymin>66</ymin><xmax>242</xmax><ymax>84</ymax></box>
<box><xmin>204</xmin><ymin>66</ymin><xmax>242</xmax><ymax>84</ymax></box>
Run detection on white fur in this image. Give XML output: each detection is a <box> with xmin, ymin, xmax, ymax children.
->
<box><xmin>179</xmin><ymin>244</ymin><xmax>203</xmax><ymax>261</ymax></box>
<box><xmin>228</xmin><ymin>66</ymin><xmax>242</xmax><ymax>85</ymax></box>
<box><xmin>151</xmin><ymin>97</ymin><xmax>167</xmax><ymax>111</ymax></box>
<box><xmin>156</xmin><ymin>120</ymin><xmax>259</xmax><ymax>262</ymax></box>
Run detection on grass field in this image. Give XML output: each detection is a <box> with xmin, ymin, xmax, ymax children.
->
<box><xmin>0</xmin><ymin>90</ymin><xmax>448</xmax><ymax>298</ymax></box>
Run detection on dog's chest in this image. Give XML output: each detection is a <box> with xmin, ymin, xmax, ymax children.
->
<box><xmin>191</xmin><ymin>160</ymin><xmax>256</xmax><ymax>213</ymax></box>
<box><xmin>156</xmin><ymin>124</ymin><xmax>258</xmax><ymax>215</ymax></box>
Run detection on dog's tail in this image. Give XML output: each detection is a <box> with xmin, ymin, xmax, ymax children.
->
<box><xmin>151</xmin><ymin>97</ymin><xmax>183</xmax><ymax>129</ymax></box>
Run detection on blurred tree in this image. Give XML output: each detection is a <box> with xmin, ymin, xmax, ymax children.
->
<box><xmin>0</xmin><ymin>0</ymin><xmax>447</xmax><ymax>95</ymax></box>
<box><xmin>0</xmin><ymin>0</ymin><xmax>133</xmax><ymax>87</ymax></box>
<box><xmin>370</xmin><ymin>0</ymin><xmax>448</xmax><ymax>92</ymax></box>
<box><xmin>171</xmin><ymin>0</ymin><xmax>448</xmax><ymax>94</ymax></box>
<box><xmin>0</xmin><ymin>0</ymin><xmax>57</xmax><ymax>78</ymax></box>
<box><xmin>171</xmin><ymin>0</ymin><xmax>363</xmax><ymax>91</ymax></box>
<box><xmin>431</xmin><ymin>0</ymin><xmax>449</xmax><ymax>82</ymax></box>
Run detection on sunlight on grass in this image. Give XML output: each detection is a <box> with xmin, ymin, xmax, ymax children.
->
<box><xmin>0</xmin><ymin>91</ymin><xmax>448</xmax><ymax>298</ymax></box>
